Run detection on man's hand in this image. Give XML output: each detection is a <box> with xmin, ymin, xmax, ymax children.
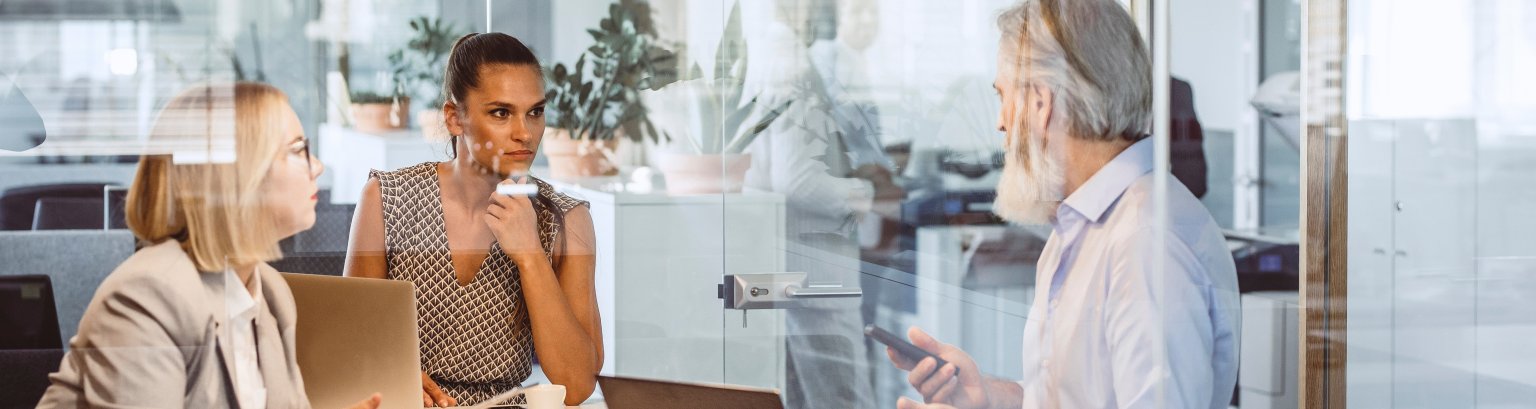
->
<box><xmin>885</xmin><ymin>327</ymin><xmax>992</xmax><ymax>409</ymax></box>
<box><xmin>897</xmin><ymin>396</ymin><xmax>959</xmax><ymax>409</ymax></box>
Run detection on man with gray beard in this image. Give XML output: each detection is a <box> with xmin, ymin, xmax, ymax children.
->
<box><xmin>883</xmin><ymin>1</ymin><xmax>1239</xmax><ymax>408</ymax></box>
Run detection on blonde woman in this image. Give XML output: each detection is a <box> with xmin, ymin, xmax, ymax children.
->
<box><xmin>37</xmin><ymin>82</ymin><xmax>379</xmax><ymax>409</ymax></box>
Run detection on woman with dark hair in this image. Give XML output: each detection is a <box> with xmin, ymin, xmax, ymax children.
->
<box><xmin>344</xmin><ymin>33</ymin><xmax>601</xmax><ymax>407</ymax></box>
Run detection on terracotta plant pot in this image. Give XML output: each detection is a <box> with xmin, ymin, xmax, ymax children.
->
<box><xmin>416</xmin><ymin>109</ymin><xmax>450</xmax><ymax>143</ymax></box>
<box><xmin>542</xmin><ymin>129</ymin><xmax>619</xmax><ymax>180</ymax></box>
<box><xmin>350</xmin><ymin>97</ymin><xmax>410</xmax><ymax>133</ymax></box>
<box><xmin>658</xmin><ymin>153</ymin><xmax>752</xmax><ymax>194</ymax></box>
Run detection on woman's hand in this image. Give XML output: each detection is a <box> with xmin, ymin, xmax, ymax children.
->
<box><xmin>345</xmin><ymin>393</ymin><xmax>382</xmax><ymax>409</ymax></box>
<box><xmin>483</xmin><ymin>178</ymin><xmax>543</xmax><ymax>258</ymax></box>
<box><xmin>421</xmin><ymin>371</ymin><xmax>456</xmax><ymax>407</ymax></box>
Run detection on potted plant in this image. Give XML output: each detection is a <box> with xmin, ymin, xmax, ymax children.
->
<box><xmin>543</xmin><ymin>0</ymin><xmax>679</xmax><ymax>180</ymax></box>
<box><xmin>388</xmin><ymin>17</ymin><xmax>460</xmax><ymax>142</ymax></box>
<box><xmin>349</xmin><ymin>89</ymin><xmax>409</xmax><ymax>134</ymax></box>
<box><xmin>642</xmin><ymin>1</ymin><xmax>791</xmax><ymax>194</ymax></box>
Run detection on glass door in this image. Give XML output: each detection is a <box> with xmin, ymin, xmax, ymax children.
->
<box><xmin>713</xmin><ymin>1</ymin><xmax>1039</xmax><ymax>408</ymax></box>
<box><xmin>707</xmin><ymin>0</ymin><xmax>1306</xmax><ymax>407</ymax></box>
<box><xmin>705</xmin><ymin>0</ymin><xmax>1248</xmax><ymax>407</ymax></box>
<box><xmin>509</xmin><ymin>0</ymin><xmax>1306</xmax><ymax>407</ymax></box>
<box><xmin>1341</xmin><ymin>0</ymin><xmax>1536</xmax><ymax>407</ymax></box>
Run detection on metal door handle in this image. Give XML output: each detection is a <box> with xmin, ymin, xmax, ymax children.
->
<box><xmin>785</xmin><ymin>285</ymin><xmax>863</xmax><ymax>298</ymax></box>
<box><xmin>720</xmin><ymin>273</ymin><xmax>863</xmax><ymax>309</ymax></box>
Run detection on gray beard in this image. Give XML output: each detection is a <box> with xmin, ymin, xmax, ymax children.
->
<box><xmin>993</xmin><ymin>130</ymin><xmax>1065</xmax><ymax>225</ymax></box>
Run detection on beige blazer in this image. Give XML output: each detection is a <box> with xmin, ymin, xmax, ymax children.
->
<box><xmin>36</xmin><ymin>240</ymin><xmax>310</xmax><ymax>408</ymax></box>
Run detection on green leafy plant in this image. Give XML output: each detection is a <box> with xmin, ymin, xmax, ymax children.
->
<box><xmin>643</xmin><ymin>1</ymin><xmax>791</xmax><ymax>155</ymax></box>
<box><xmin>349</xmin><ymin>90</ymin><xmax>396</xmax><ymax>104</ymax></box>
<box><xmin>546</xmin><ymin>54</ymin><xmax>595</xmax><ymax>133</ymax></box>
<box><xmin>387</xmin><ymin>17</ymin><xmax>461</xmax><ymax>109</ymax></box>
<box><xmin>545</xmin><ymin>0</ymin><xmax>680</xmax><ymax>142</ymax></box>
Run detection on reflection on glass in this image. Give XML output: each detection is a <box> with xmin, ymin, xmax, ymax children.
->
<box><xmin>31</xmin><ymin>81</ymin><xmax>348</xmax><ymax>408</ymax></box>
<box><xmin>0</xmin><ymin>74</ymin><xmax>46</xmax><ymax>152</ymax></box>
<box><xmin>1346</xmin><ymin>0</ymin><xmax>1536</xmax><ymax>407</ymax></box>
<box><xmin>737</xmin><ymin>0</ymin><xmax>890</xmax><ymax>406</ymax></box>
<box><xmin>0</xmin><ymin>0</ymin><xmax>1347</xmax><ymax>408</ymax></box>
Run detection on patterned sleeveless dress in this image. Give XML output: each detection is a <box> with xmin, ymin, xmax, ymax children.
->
<box><xmin>370</xmin><ymin>162</ymin><xmax>587</xmax><ymax>404</ymax></box>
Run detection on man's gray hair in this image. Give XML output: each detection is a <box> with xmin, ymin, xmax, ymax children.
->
<box><xmin>997</xmin><ymin>0</ymin><xmax>1151</xmax><ymax>142</ymax></box>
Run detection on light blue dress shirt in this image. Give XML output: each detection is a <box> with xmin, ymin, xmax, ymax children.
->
<box><xmin>1015</xmin><ymin>138</ymin><xmax>1240</xmax><ymax>408</ymax></box>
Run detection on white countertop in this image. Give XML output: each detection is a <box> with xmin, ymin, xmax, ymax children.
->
<box><xmin>542</xmin><ymin>171</ymin><xmax>784</xmax><ymax>206</ymax></box>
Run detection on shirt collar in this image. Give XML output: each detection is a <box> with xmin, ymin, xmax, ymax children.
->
<box><xmin>224</xmin><ymin>267</ymin><xmax>262</xmax><ymax>321</ymax></box>
<box><xmin>1060</xmin><ymin>137</ymin><xmax>1155</xmax><ymax>224</ymax></box>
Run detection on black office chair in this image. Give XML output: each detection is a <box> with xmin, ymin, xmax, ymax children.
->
<box><xmin>0</xmin><ymin>183</ymin><xmax>112</xmax><ymax>230</ymax></box>
<box><xmin>0</xmin><ymin>347</ymin><xmax>63</xmax><ymax>408</ymax></box>
<box><xmin>32</xmin><ymin>197</ymin><xmax>105</xmax><ymax>230</ymax></box>
<box><xmin>0</xmin><ymin>275</ymin><xmax>62</xmax><ymax>349</ymax></box>
<box><xmin>0</xmin><ymin>275</ymin><xmax>66</xmax><ymax>407</ymax></box>
<box><xmin>269</xmin><ymin>189</ymin><xmax>354</xmax><ymax>276</ymax></box>
<box><xmin>105</xmin><ymin>186</ymin><xmax>128</xmax><ymax>229</ymax></box>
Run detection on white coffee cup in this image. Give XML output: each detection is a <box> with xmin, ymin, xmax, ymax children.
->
<box><xmin>496</xmin><ymin>182</ymin><xmax>537</xmax><ymax>196</ymax></box>
<box><xmin>522</xmin><ymin>384</ymin><xmax>566</xmax><ymax>409</ymax></box>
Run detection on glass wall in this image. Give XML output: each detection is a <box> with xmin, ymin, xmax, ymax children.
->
<box><xmin>1170</xmin><ymin>0</ymin><xmax>1303</xmax><ymax>407</ymax></box>
<box><xmin>1345</xmin><ymin>0</ymin><xmax>1536</xmax><ymax>407</ymax></box>
<box><xmin>1</xmin><ymin>0</ymin><xmax>1302</xmax><ymax>408</ymax></box>
<box><xmin>717</xmin><ymin>1</ymin><xmax>1024</xmax><ymax>407</ymax></box>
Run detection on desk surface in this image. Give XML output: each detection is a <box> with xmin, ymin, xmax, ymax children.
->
<box><xmin>440</xmin><ymin>402</ymin><xmax>604</xmax><ymax>409</ymax></box>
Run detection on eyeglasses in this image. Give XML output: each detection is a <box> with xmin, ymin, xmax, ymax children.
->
<box><xmin>290</xmin><ymin>139</ymin><xmax>316</xmax><ymax>178</ymax></box>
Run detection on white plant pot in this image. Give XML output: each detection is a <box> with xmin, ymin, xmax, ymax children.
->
<box><xmin>658</xmin><ymin>153</ymin><xmax>752</xmax><ymax>194</ymax></box>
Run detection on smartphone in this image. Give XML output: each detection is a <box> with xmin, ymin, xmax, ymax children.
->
<box><xmin>864</xmin><ymin>324</ymin><xmax>948</xmax><ymax>369</ymax></box>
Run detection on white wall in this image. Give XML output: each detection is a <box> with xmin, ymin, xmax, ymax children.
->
<box><xmin>550</xmin><ymin>0</ymin><xmax>613</xmax><ymax>68</ymax></box>
<box><xmin>1346</xmin><ymin>0</ymin><xmax>1475</xmax><ymax>120</ymax></box>
<box><xmin>1170</xmin><ymin>0</ymin><xmax>1254</xmax><ymax>132</ymax></box>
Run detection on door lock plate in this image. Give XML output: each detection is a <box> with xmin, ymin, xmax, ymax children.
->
<box><xmin>719</xmin><ymin>272</ymin><xmax>862</xmax><ymax>310</ymax></box>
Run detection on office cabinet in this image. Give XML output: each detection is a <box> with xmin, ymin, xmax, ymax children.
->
<box><xmin>549</xmin><ymin>182</ymin><xmax>787</xmax><ymax>390</ymax></box>
<box><xmin>1347</xmin><ymin>119</ymin><xmax>1480</xmax><ymax>408</ymax></box>
<box><xmin>913</xmin><ymin>225</ymin><xmax>1035</xmax><ymax>379</ymax></box>
<box><xmin>317</xmin><ymin>123</ymin><xmax>443</xmax><ymax>204</ymax></box>
<box><xmin>1345</xmin><ymin>120</ymin><xmax>1396</xmax><ymax>408</ymax></box>
<box><xmin>1239</xmin><ymin>291</ymin><xmax>1298</xmax><ymax>409</ymax></box>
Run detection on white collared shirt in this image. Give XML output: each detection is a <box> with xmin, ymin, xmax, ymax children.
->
<box><xmin>224</xmin><ymin>268</ymin><xmax>267</xmax><ymax>409</ymax></box>
<box><xmin>1015</xmin><ymin>138</ymin><xmax>1240</xmax><ymax>409</ymax></box>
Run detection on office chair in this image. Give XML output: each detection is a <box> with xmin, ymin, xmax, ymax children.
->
<box><xmin>0</xmin><ymin>275</ymin><xmax>62</xmax><ymax>349</ymax></box>
<box><xmin>269</xmin><ymin>189</ymin><xmax>355</xmax><ymax>276</ymax></box>
<box><xmin>0</xmin><ymin>275</ymin><xmax>66</xmax><ymax>408</ymax></box>
<box><xmin>32</xmin><ymin>197</ymin><xmax>105</xmax><ymax>230</ymax></box>
<box><xmin>0</xmin><ymin>183</ymin><xmax>112</xmax><ymax>230</ymax></box>
<box><xmin>104</xmin><ymin>186</ymin><xmax>128</xmax><ymax>229</ymax></box>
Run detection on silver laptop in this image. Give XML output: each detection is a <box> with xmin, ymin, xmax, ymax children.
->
<box><xmin>285</xmin><ymin>273</ymin><xmax>422</xmax><ymax>409</ymax></box>
<box><xmin>597</xmin><ymin>376</ymin><xmax>783</xmax><ymax>409</ymax></box>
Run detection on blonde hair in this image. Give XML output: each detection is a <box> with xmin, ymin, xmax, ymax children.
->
<box><xmin>125</xmin><ymin>82</ymin><xmax>292</xmax><ymax>272</ymax></box>
<box><xmin>997</xmin><ymin>0</ymin><xmax>1151</xmax><ymax>142</ymax></box>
